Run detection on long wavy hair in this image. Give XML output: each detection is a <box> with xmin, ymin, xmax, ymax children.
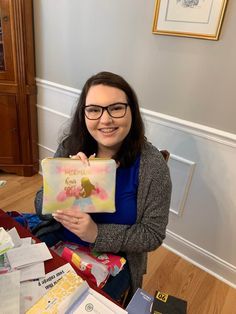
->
<box><xmin>61</xmin><ymin>71</ymin><xmax>145</xmax><ymax>167</ymax></box>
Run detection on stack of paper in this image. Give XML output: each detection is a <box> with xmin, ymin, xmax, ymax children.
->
<box><xmin>6</xmin><ymin>242</ymin><xmax>52</xmax><ymax>269</ymax></box>
<box><xmin>6</xmin><ymin>241</ymin><xmax>53</xmax><ymax>282</ymax></box>
<box><xmin>0</xmin><ymin>227</ymin><xmax>52</xmax><ymax>313</ymax></box>
<box><xmin>1</xmin><ymin>227</ymin><xmax>50</xmax><ymax>281</ymax></box>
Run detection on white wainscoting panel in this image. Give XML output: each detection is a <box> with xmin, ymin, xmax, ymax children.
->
<box><xmin>37</xmin><ymin>105</ymin><xmax>69</xmax><ymax>152</ymax></box>
<box><xmin>168</xmin><ymin>154</ymin><xmax>196</xmax><ymax>216</ymax></box>
<box><xmin>36</xmin><ymin>78</ymin><xmax>236</xmax><ymax>288</ymax></box>
<box><xmin>36</xmin><ymin>79</ymin><xmax>79</xmax><ymax>115</ymax></box>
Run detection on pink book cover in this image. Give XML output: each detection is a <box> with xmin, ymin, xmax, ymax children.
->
<box><xmin>41</xmin><ymin>158</ymin><xmax>116</xmax><ymax>214</ymax></box>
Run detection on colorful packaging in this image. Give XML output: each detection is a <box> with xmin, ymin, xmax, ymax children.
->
<box><xmin>41</xmin><ymin>158</ymin><xmax>116</xmax><ymax>214</ymax></box>
<box><xmin>51</xmin><ymin>242</ymin><xmax>126</xmax><ymax>288</ymax></box>
<box><xmin>62</xmin><ymin>247</ymin><xmax>109</xmax><ymax>288</ymax></box>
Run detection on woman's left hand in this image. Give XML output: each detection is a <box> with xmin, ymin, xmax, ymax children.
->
<box><xmin>52</xmin><ymin>209</ymin><xmax>98</xmax><ymax>243</ymax></box>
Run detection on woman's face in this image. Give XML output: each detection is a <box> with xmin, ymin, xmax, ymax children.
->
<box><xmin>85</xmin><ymin>84</ymin><xmax>132</xmax><ymax>156</ymax></box>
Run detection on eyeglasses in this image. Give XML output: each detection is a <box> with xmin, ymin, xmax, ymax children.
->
<box><xmin>84</xmin><ymin>103</ymin><xmax>128</xmax><ymax>120</ymax></box>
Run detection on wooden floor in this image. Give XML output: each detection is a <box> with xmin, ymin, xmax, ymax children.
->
<box><xmin>0</xmin><ymin>172</ymin><xmax>235</xmax><ymax>314</ymax></box>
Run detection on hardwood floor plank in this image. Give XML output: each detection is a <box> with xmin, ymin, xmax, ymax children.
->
<box><xmin>221</xmin><ymin>287</ymin><xmax>236</xmax><ymax>314</ymax></box>
<box><xmin>143</xmin><ymin>247</ymin><xmax>180</xmax><ymax>295</ymax></box>
<box><xmin>0</xmin><ymin>173</ymin><xmax>42</xmax><ymax>213</ymax></box>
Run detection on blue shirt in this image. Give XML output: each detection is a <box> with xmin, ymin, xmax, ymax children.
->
<box><xmin>63</xmin><ymin>155</ymin><xmax>140</xmax><ymax>244</ymax></box>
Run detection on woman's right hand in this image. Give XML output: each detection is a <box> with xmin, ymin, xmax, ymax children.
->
<box><xmin>69</xmin><ymin>152</ymin><xmax>96</xmax><ymax>165</ymax></box>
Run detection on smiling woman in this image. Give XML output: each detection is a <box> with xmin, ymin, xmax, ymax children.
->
<box><xmin>84</xmin><ymin>84</ymin><xmax>132</xmax><ymax>158</ymax></box>
<box><xmin>34</xmin><ymin>71</ymin><xmax>172</xmax><ymax>305</ymax></box>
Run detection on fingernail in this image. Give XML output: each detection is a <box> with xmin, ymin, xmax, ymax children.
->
<box><xmin>56</xmin><ymin>210</ymin><xmax>62</xmax><ymax>213</ymax></box>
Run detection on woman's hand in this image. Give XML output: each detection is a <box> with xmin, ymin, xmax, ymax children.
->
<box><xmin>52</xmin><ymin>209</ymin><xmax>98</xmax><ymax>243</ymax></box>
<box><xmin>69</xmin><ymin>152</ymin><xmax>96</xmax><ymax>165</ymax></box>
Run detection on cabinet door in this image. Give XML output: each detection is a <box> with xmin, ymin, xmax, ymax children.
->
<box><xmin>0</xmin><ymin>95</ymin><xmax>20</xmax><ymax>163</ymax></box>
<box><xmin>0</xmin><ymin>0</ymin><xmax>15</xmax><ymax>81</ymax></box>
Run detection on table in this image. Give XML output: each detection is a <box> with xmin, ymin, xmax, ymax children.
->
<box><xmin>0</xmin><ymin>209</ymin><xmax>119</xmax><ymax>304</ymax></box>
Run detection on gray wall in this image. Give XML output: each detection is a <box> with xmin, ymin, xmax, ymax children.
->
<box><xmin>33</xmin><ymin>0</ymin><xmax>236</xmax><ymax>134</ymax></box>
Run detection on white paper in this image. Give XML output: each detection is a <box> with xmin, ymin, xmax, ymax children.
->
<box><xmin>20</xmin><ymin>281</ymin><xmax>43</xmax><ymax>314</ymax></box>
<box><xmin>8</xmin><ymin>227</ymin><xmax>22</xmax><ymax>247</ymax></box>
<box><xmin>6</xmin><ymin>242</ymin><xmax>52</xmax><ymax>269</ymax></box>
<box><xmin>0</xmin><ymin>270</ymin><xmax>20</xmax><ymax>314</ymax></box>
<box><xmin>73</xmin><ymin>293</ymin><xmax>115</xmax><ymax>314</ymax></box>
<box><xmin>20</xmin><ymin>262</ymin><xmax>45</xmax><ymax>282</ymax></box>
<box><xmin>90</xmin><ymin>289</ymin><xmax>128</xmax><ymax>314</ymax></box>
<box><xmin>66</xmin><ymin>282</ymin><xmax>127</xmax><ymax>314</ymax></box>
<box><xmin>21</xmin><ymin>237</ymin><xmax>32</xmax><ymax>246</ymax></box>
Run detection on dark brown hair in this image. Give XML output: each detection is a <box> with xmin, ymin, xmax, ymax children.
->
<box><xmin>61</xmin><ymin>71</ymin><xmax>145</xmax><ymax>167</ymax></box>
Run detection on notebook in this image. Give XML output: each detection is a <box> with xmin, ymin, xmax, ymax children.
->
<box><xmin>41</xmin><ymin>158</ymin><xmax>116</xmax><ymax>214</ymax></box>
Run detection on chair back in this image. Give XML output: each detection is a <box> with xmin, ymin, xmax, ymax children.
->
<box><xmin>160</xmin><ymin>150</ymin><xmax>170</xmax><ymax>162</ymax></box>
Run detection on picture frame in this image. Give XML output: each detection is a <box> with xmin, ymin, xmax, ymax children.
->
<box><xmin>152</xmin><ymin>0</ymin><xmax>228</xmax><ymax>40</ymax></box>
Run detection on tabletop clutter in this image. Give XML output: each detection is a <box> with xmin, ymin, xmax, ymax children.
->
<box><xmin>0</xmin><ymin>226</ymin><xmax>127</xmax><ymax>314</ymax></box>
<box><xmin>0</xmin><ymin>225</ymin><xmax>187</xmax><ymax>314</ymax></box>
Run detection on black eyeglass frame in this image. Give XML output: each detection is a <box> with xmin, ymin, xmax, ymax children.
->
<box><xmin>84</xmin><ymin>103</ymin><xmax>129</xmax><ymax>120</ymax></box>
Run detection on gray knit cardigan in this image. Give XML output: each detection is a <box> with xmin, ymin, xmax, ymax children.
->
<box><xmin>35</xmin><ymin>141</ymin><xmax>172</xmax><ymax>294</ymax></box>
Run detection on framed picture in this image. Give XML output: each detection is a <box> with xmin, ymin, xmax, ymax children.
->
<box><xmin>152</xmin><ymin>0</ymin><xmax>228</xmax><ymax>40</ymax></box>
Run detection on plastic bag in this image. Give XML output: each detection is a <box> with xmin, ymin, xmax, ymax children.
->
<box><xmin>51</xmin><ymin>241</ymin><xmax>126</xmax><ymax>288</ymax></box>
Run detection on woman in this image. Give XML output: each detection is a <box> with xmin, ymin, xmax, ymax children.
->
<box><xmin>35</xmin><ymin>71</ymin><xmax>172</xmax><ymax>302</ymax></box>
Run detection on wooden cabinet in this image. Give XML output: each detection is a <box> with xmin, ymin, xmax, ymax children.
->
<box><xmin>0</xmin><ymin>0</ymin><xmax>38</xmax><ymax>176</ymax></box>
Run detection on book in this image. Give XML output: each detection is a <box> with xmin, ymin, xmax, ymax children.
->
<box><xmin>65</xmin><ymin>281</ymin><xmax>127</xmax><ymax>314</ymax></box>
<box><xmin>69</xmin><ymin>293</ymin><xmax>115</xmax><ymax>314</ymax></box>
<box><xmin>26</xmin><ymin>271</ymin><xmax>85</xmax><ymax>314</ymax></box>
<box><xmin>151</xmin><ymin>291</ymin><xmax>187</xmax><ymax>314</ymax></box>
<box><xmin>125</xmin><ymin>288</ymin><xmax>154</xmax><ymax>314</ymax></box>
<box><xmin>41</xmin><ymin>157</ymin><xmax>116</xmax><ymax>214</ymax></box>
<box><xmin>26</xmin><ymin>272</ymin><xmax>127</xmax><ymax>314</ymax></box>
<box><xmin>20</xmin><ymin>264</ymin><xmax>76</xmax><ymax>313</ymax></box>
